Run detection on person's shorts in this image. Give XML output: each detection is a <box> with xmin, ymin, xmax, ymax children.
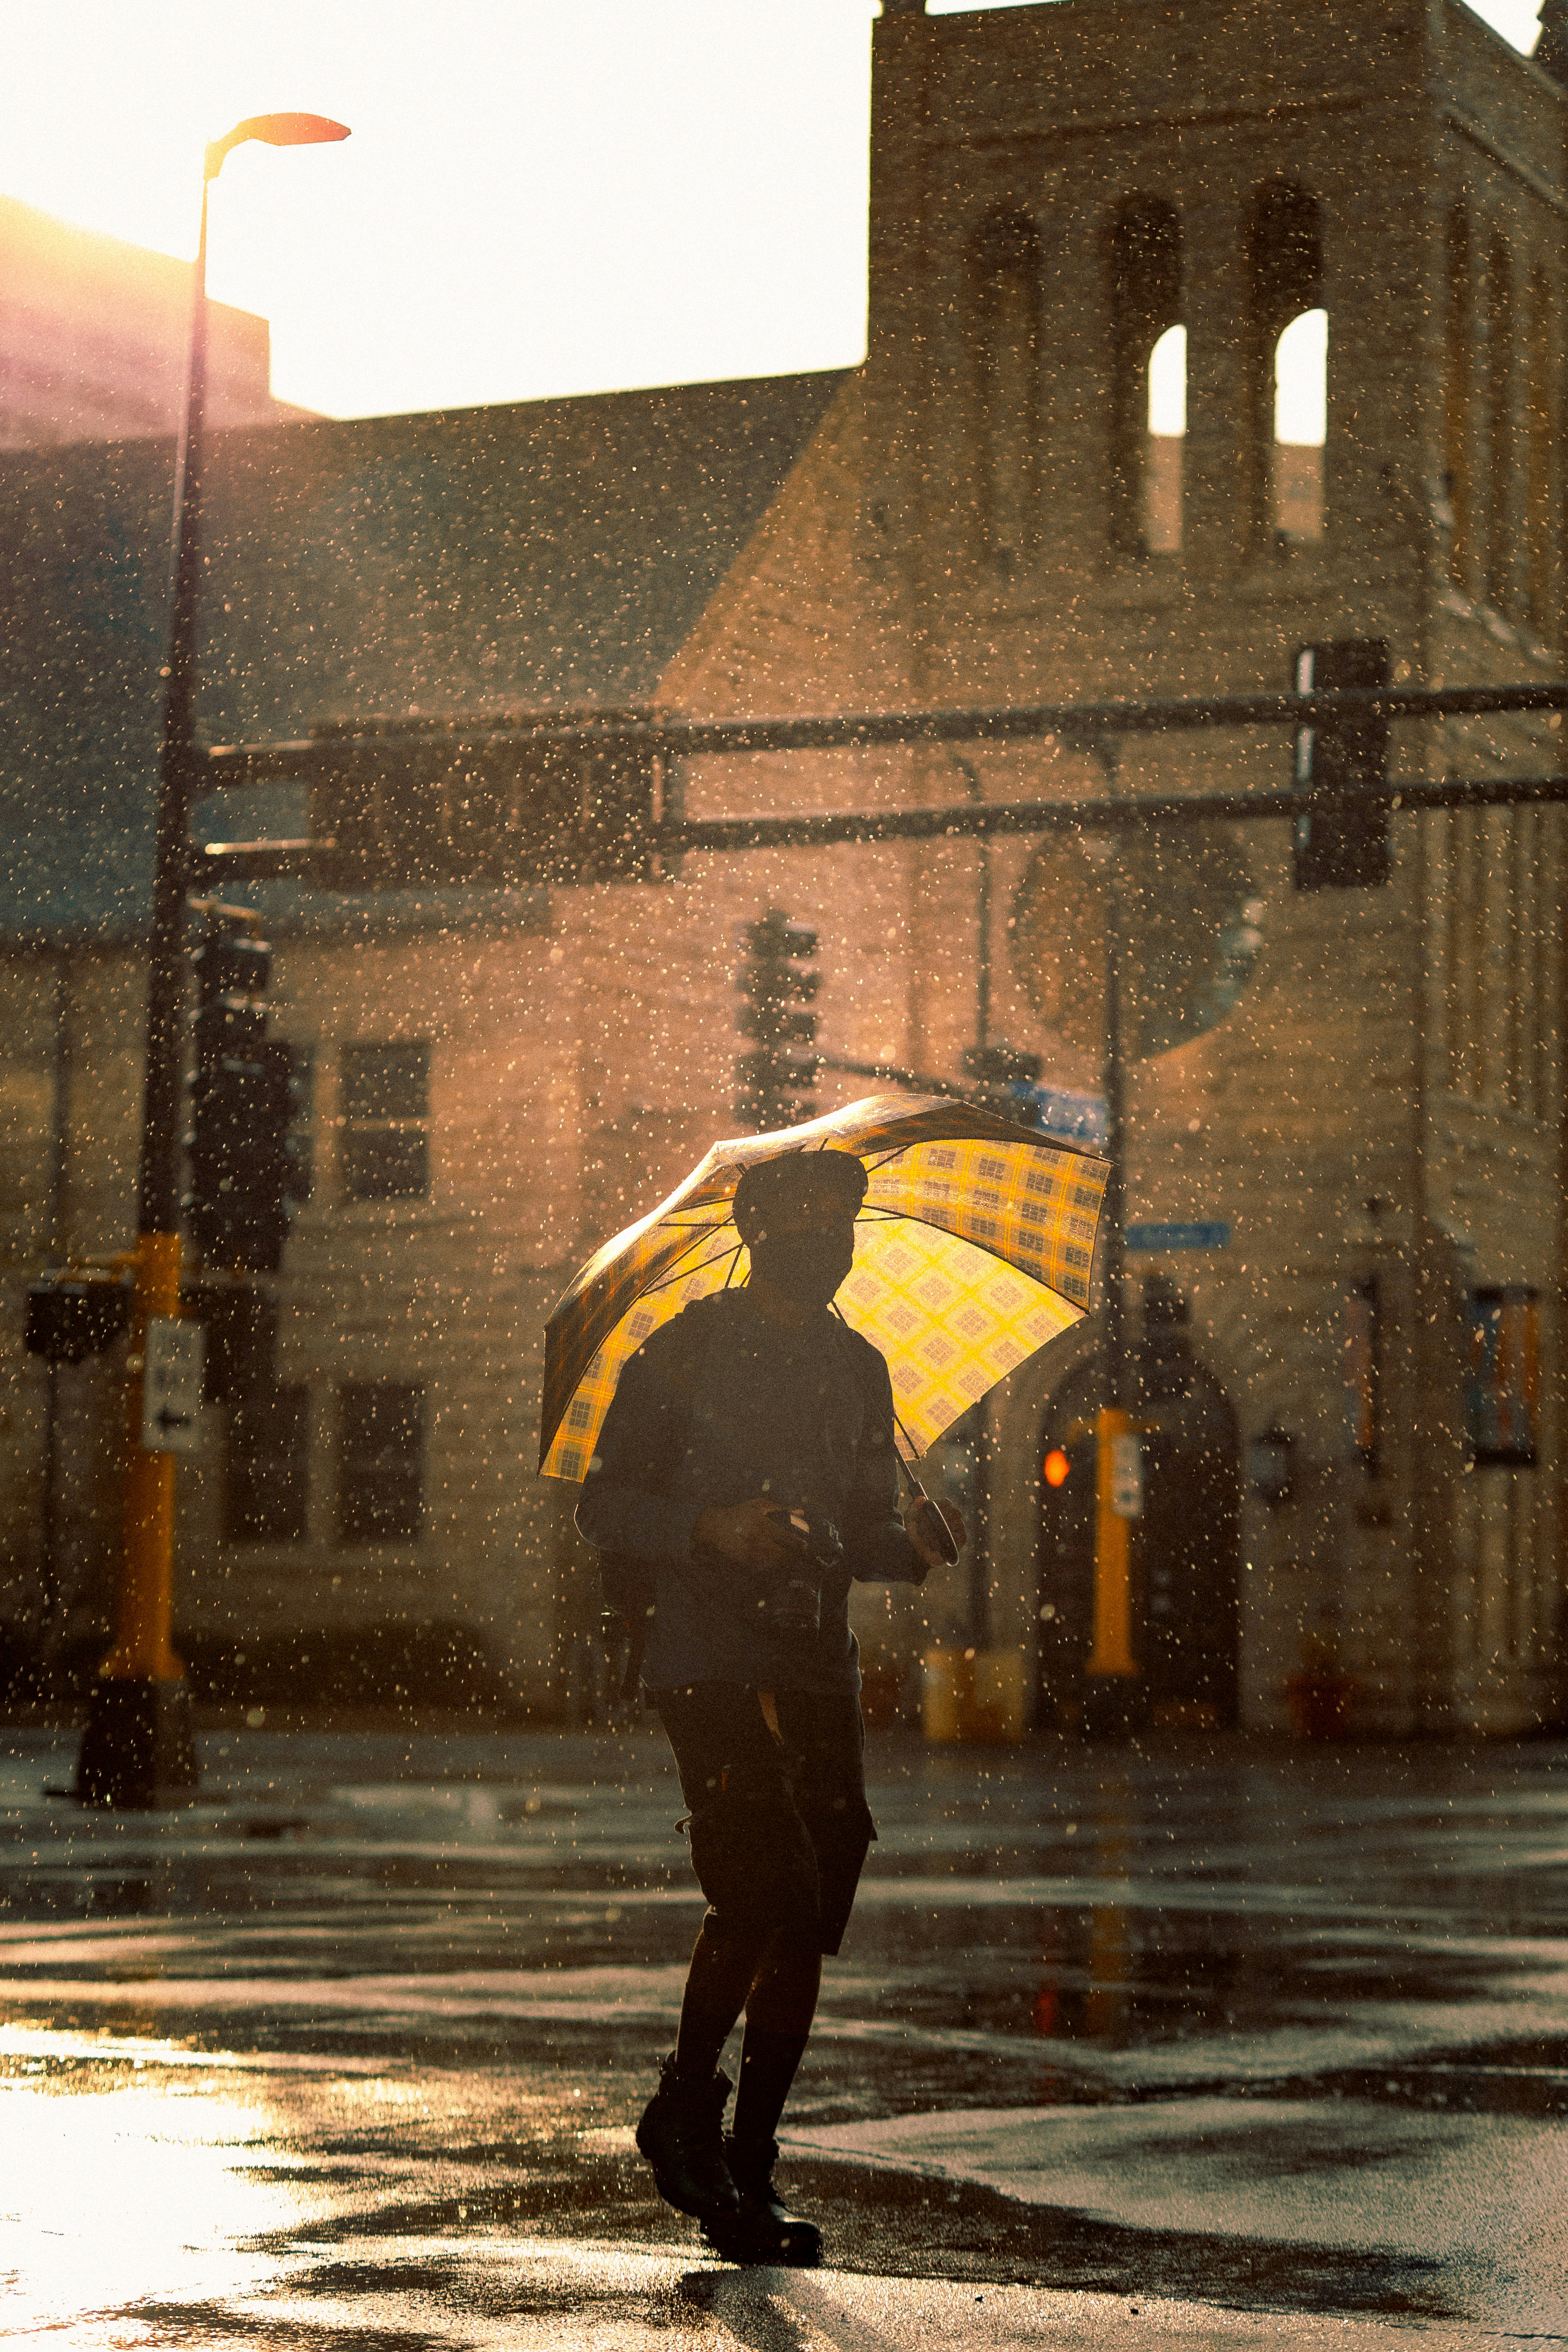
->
<box><xmin>652</xmin><ymin>1683</ymin><xmax>876</xmax><ymax>1957</ymax></box>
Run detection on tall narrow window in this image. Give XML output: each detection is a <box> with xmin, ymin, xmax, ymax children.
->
<box><xmin>1273</xmin><ymin>308</ymin><xmax>1326</xmax><ymax>543</ymax></box>
<box><xmin>1445</xmin><ymin>208</ymin><xmax>1473</xmax><ymax>589</ymax></box>
<box><xmin>1108</xmin><ymin>198</ymin><xmax>1183</xmax><ymax>556</ymax></box>
<box><xmin>1487</xmin><ymin>238</ymin><xmax>1514</xmax><ymax>614</ymax></box>
<box><xmin>973</xmin><ymin>211</ymin><xmax>1043</xmax><ymax>574</ymax></box>
<box><xmin>1250</xmin><ymin>185</ymin><xmax>1324</xmax><ymax>549</ymax></box>
<box><xmin>280</xmin><ymin>1041</ymin><xmax>315</xmax><ymax>1206</ymax></box>
<box><xmin>1145</xmin><ymin>324</ymin><xmax>1187</xmax><ymax>553</ymax></box>
<box><xmin>341</xmin><ymin>1041</ymin><xmax>430</xmax><ymax>1202</ymax></box>
<box><xmin>225</xmin><ymin>1385</ymin><xmax>310</xmax><ymax>1544</ymax></box>
<box><xmin>1527</xmin><ymin>265</ymin><xmax>1553</xmax><ymax>632</ymax></box>
<box><xmin>339</xmin><ymin>1382</ymin><xmax>425</xmax><ymax>1545</ymax></box>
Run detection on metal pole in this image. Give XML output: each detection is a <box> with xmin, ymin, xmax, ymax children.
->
<box><xmin>74</xmin><ymin>173</ymin><xmax>211</xmax><ymax>1807</ymax></box>
<box><xmin>1085</xmin><ymin>873</ymin><xmax>1139</xmax><ymax>1730</ymax></box>
<box><xmin>37</xmin><ymin>957</ymin><xmax>70</xmax><ymax>1661</ymax></box>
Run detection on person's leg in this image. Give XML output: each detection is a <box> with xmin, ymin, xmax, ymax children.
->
<box><xmin>674</xmin><ymin>1909</ymin><xmax>771</xmax><ymax>2083</ymax></box>
<box><xmin>731</xmin><ymin>1929</ymin><xmax>821</xmax><ymax>2145</ymax></box>
<box><xmin>715</xmin><ymin>1692</ymin><xmax>872</xmax><ymax>2264</ymax></box>
<box><xmin>638</xmin><ymin>1686</ymin><xmax>814</xmax><ymax>2228</ymax></box>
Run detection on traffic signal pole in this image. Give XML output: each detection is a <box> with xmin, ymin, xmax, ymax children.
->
<box><xmin>73</xmin><ymin>172</ymin><xmax>215</xmax><ymax>1808</ymax></box>
<box><xmin>72</xmin><ymin>115</ymin><xmax>348</xmax><ymax>1808</ymax></box>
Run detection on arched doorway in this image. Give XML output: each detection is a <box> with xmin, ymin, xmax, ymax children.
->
<box><xmin>1036</xmin><ymin>1276</ymin><xmax>1241</xmax><ymax>1730</ymax></box>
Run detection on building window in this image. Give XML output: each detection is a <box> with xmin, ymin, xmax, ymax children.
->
<box><xmin>1272</xmin><ymin>307</ymin><xmax>1326</xmax><ymax>543</ymax></box>
<box><xmin>1250</xmin><ymin>184</ymin><xmax>1324</xmax><ymax>548</ymax></box>
<box><xmin>1145</xmin><ymin>323</ymin><xmax>1187</xmax><ymax>554</ymax></box>
<box><xmin>1486</xmin><ymin>237</ymin><xmax>1515</xmax><ymax>615</ymax></box>
<box><xmin>341</xmin><ymin>1042</ymin><xmax>429</xmax><ymax>1201</ymax></box>
<box><xmin>1526</xmin><ymin>264</ymin><xmax>1553</xmax><ymax>632</ymax></box>
<box><xmin>1445</xmin><ymin>206</ymin><xmax>1473</xmax><ymax>588</ymax></box>
<box><xmin>1465</xmin><ymin>1288</ymin><xmax>1539</xmax><ymax>1469</ymax></box>
<box><xmin>280</xmin><ymin>1041</ymin><xmax>315</xmax><ymax>1205</ymax></box>
<box><xmin>224</xmin><ymin>1385</ymin><xmax>310</xmax><ymax>1544</ymax></box>
<box><xmin>972</xmin><ymin>210</ymin><xmax>1043</xmax><ymax>573</ymax></box>
<box><xmin>1108</xmin><ymin>198</ymin><xmax>1183</xmax><ymax>556</ymax></box>
<box><xmin>339</xmin><ymin>1382</ymin><xmax>425</xmax><ymax>1544</ymax></box>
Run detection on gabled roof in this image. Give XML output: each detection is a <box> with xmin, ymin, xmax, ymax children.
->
<box><xmin>0</xmin><ymin>368</ymin><xmax>849</xmax><ymax>943</ymax></box>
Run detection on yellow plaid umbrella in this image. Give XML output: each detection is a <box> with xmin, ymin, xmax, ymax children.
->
<box><xmin>540</xmin><ymin>1091</ymin><xmax>1109</xmax><ymax>1478</ymax></box>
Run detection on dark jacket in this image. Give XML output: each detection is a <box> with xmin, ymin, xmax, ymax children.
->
<box><xmin>575</xmin><ymin>1290</ymin><xmax>926</xmax><ymax>1693</ymax></box>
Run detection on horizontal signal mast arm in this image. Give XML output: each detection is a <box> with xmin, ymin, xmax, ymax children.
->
<box><xmin>201</xmin><ymin>678</ymin><xmax>1568</xmax><ymax>782</ymax></box>
<box><xmin>667</xmin><ymin>773</ymin><xmax>1568</xmax><ymax>854</ymax></box>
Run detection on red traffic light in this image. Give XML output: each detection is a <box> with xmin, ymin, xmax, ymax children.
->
<box><xmin>1044</xmin><ymin>1447</ymin><xmax>1070</xmax><ymax>1488</ymax></box>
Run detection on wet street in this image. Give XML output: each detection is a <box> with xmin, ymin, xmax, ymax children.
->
<box><xmin>2</xmin><ymin>1724</ymin><xmax>1566</xmax><ymax>2348</ymax></box>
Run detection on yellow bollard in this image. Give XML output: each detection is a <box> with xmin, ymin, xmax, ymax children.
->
<box><xmin>74</xmin><ymin>1230</ymin><xmax>198</xmax><ymax>1804</ymax></box>
<box><xmin>99</xmin><ymin>1232</ymin><xmax>186</xmax><ymax>1683</ymax></box>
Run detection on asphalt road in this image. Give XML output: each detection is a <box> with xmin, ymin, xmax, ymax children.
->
<box><xmin>2</xmin><ymin>1722</ymin><xmax>1566</xmax><ymax>2348</ymax></box>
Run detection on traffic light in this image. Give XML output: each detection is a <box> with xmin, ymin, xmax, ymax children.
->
<box><xmin>185</xmin><ymin>914</ymin><xmax>291</xmax><ymax>1273</ymax></box>
<box><xmin>1291</xmin><ymin>639</ymin><xmax>1390</xmax><ymax>890</ymax></box>
<box><xmin>736</xmin><ymin>909</ymin><xmax>821</xmax><ymax>1132</ymax></box>
<box><xmin>962</xmin><ymin>1043</ymin><xmax>1043</xmax><ymax>1126</ymax></box>
<box><xmin>24</xmin><ymin>1277</ymin><xmax>129</xmax><ymax>1363</ymax></box>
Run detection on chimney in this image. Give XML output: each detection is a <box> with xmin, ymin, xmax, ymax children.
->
<box><xmin>1537</xmin><ymin>0</ymin><xmax>1568</xmax><ymax>84</ymax></box>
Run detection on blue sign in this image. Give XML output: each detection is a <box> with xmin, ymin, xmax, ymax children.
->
<box><xmin>1125</xmin><ymin>1221</ymin><xmax>1231</xmax><ymax>1254</ymax></box>
<box><xmin>1009</xmin><ymin>1082</ymin><xmax>1109</xmax><ymax>1147</ymax></box>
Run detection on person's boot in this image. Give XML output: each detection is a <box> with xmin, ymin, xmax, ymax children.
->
<box><xmin>635</xmin><ymin>2055</ymin><xmax>740</xmax><ymax>2227</ymax></box>
<box><xmin>702</xmin><ymin>2133</ymin><xmax>823</xmax><ymax>2266</ymax></box>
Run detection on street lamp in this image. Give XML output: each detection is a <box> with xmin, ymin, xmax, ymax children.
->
<box><xmin>74</xmin><ymin>112</ymin><xmax>350</xmax><ymax>1811</ymax></box>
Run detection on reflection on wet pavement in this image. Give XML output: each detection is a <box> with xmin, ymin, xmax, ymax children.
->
<box><xmin>3</xmin><ymin>1725</ymin><xmax>1568</xmax><ymax>2344</ymax></box>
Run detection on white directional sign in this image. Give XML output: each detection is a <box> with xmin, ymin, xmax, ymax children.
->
<box><xmin>140</xmin><ymin>1318</ymin><xmax>205</xmax><ymax>1455</ymax></box>
<box><xmin>1110</xmin><ymin>1431</ymin><xmax>1144</xmax><ymax>1519</ymax></box>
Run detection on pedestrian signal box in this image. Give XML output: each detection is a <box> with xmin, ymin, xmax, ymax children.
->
<box><xmin>735</xmin><ymin>909</ymin><xmax>822</xmax><ymax>1132</ymax></box>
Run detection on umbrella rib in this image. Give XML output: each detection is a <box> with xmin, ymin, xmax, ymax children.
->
<box><xmin>636</xmin><ymin>1247</ymin><xmax>736</xmax><ymax>1300</ymax></box>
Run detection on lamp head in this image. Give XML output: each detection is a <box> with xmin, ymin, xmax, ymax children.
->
<box><xmin>206</xmin><ymin>113</ymin><xmax>351</xmax><ymax>181</ymax></box>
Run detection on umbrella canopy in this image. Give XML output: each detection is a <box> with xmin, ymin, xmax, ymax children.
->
<box><xmin>540</xmin><ymin>1091</ymin><xmax>1109</xmax><ymax>1479</ymax></box>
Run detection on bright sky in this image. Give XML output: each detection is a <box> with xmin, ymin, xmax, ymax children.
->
<box><xmin>0</xmin><ymin>0</ymin><xmax>1545</xmax><ymax>421</ymax></box>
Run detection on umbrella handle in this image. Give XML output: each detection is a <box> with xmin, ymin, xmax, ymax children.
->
<box><xmin>897</xmin><ymin>1456</ymin><xmax>962</xmax><ymax>1568</ymax></box>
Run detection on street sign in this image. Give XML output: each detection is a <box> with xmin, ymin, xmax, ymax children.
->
<box><xmin>1010</xmin><ymin>1082</ymin><xmax>1109</xmax><ymax>1147</ymax></box>
<box><xmin>1125</xmin><ymin>1221</ymin><xmax>1231</xmax><ymax>1253</ymax></box>
<box><xmin>1110</xmin><ymin>1431</ymin><xmax>1143</xmax><ymax>1519</ymax></box>
<box><xmin>140</xmin><ymin>1318</ymin><xmax>205</xmax><ymax>1455</ymax></box>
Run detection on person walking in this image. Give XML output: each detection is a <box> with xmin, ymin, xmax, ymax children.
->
<box><xmin>575</xmin><ymin>1147</ymin><xmax>962</xmax><ymax>2264</ymax></box>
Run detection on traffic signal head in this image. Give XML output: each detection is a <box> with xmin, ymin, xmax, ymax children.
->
<box><xmin>1292</xmin><ymin>639</ymin><xmax>1390</xmax><ymax>890</ymax></box>
<box><xmin>735</xmin><ymin>909</ymin><xmax>822</xmax><ymax>1132</ymax></box>
<box><xmin>186</xmin><ymin>915</ymin><xmax>292</xmax><ymax>1273</ymax></box>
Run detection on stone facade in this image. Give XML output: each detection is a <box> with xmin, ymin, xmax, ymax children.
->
<box><xmin>3</xmin><ymin>0</ymin><xmax>1564</xmax><ymax>1733</ymax></box>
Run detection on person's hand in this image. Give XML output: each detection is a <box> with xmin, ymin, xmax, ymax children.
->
<box><xmin>904</xmin><ymin>1496</ymin><xmax>965</xmax><ymax>1573</ymax></box>
<box><xmin>693</xmin><ymin>1496</ymin><xmax>805</xmax><ymax>1574</ymax></box>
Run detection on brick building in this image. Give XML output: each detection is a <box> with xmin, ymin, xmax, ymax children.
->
<box><xmin>0</xmin><ymin>194</ymin><xmax>310</xmax><ymax>450</ymax></box>
<box><xmin>2</xmin><ymin>0</ymin><xmax>1564</xmax><ymax>1733</ymax></box>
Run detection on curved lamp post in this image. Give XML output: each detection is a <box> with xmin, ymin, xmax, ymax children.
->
<box><xmin>75</xmin><ymin>113</ymin><xmax>349</xmax><ymax>1810</ymax></box>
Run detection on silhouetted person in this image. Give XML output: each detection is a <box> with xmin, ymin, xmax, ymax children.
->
<box><xmin>576</xmin><ymin>1149</ymin><xmax>960</xmax><ymax>2263</ymax></box>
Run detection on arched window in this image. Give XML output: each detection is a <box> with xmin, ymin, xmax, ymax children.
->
<box><xmin>972</xmin><ymin>211</ymin><xmax>1043</xmax><ymax>572</ymax></box>
<box><xmin>1145</xmin><ymin>324</ymin><xmax>1187</xmax><ymax>553</ymax></box>
<box><xmin>1250</xmin><ymin>184</ymin><xmax>1324</xmax><ymax>549</ymax></box>
<box><xmin>1108</xmin><ymin>198</ymin><xmax>1183</xmax><ymax>556</ymax></box>
<box><xmin>1445</xmin><ymin>206</ymin><xmax>1473</xmax><ymax>589</ymax></box>
<box><xmin>1272</xmin><ymin>306</ymin><xmax>1326</xmax><ymax>543</ymax></box>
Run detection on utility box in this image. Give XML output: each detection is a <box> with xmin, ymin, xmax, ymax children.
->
<box><xmin>922</xmin><ymin>1647</ymin><xmax>1026</xmax><ymax>1744</ymax></box>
